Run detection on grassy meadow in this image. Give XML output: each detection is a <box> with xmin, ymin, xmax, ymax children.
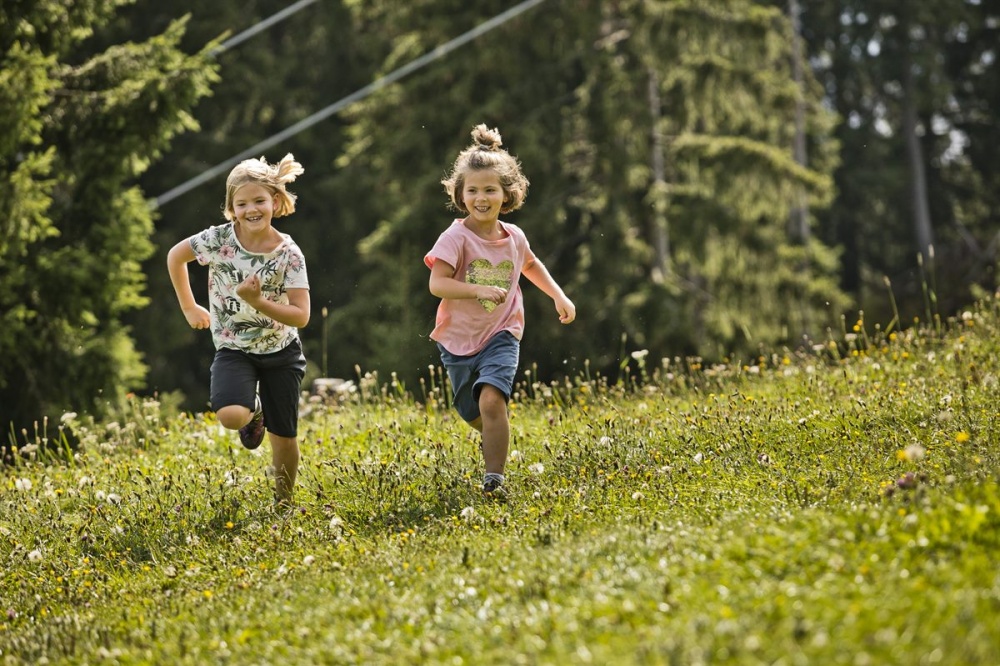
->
<box><xmin>2</xmin><ymin>299</ymin><xmax>1000</xmax><ymax>665</ymax></box>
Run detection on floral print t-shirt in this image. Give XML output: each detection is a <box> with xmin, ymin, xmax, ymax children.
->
<box><xmin>190</xmin><ymin>223</ymin><xmax>309</xmax><ymax>353</ymax></box>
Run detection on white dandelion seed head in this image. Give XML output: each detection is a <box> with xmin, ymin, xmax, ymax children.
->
<box><xmin>529</xmin><ymin>462</ymin><xmax>545</xmax><ymax>475</ymax></box>
<box><xmin>303</xmin><ymin>555</ymin><xmax>316</xmax><ymax>566</ymax></box>
<box><xmin>14</xmin><ymin>478</ymin><xmax>32</xmax><ymax>492</ymax></box>
<box><xmin>28</xmin><ymin>549</ymin><xmax>42</xmax><ymax>562</ymax></box>
<box><xmin>460</xmin><ymin>506</ymin><xmax>476</xmax><ymax>520</ymax></box>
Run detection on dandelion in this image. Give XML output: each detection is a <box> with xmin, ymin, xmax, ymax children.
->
<box><xmin>904</xmin><ymin>444</ymin><xmax>926</xmax><ymax>461</ymax></box>
<box><xmin>28</xmin><ymin>550</ymin><xmax>42</xmax><ymax>562</ymax></box>
<box><xmin>107</xmin><ymin>493</ymin><xmax>122</xmax><ymax>505</ymax></box>
<box><xmin>303</xmin><ymin>555</ymin><xmax>315</xmax><ymax>566</ymax></box>
<box><xmin>329</xmin><ymin>516</ymin><xmax>344</xmax><ymax>530</ymax></box>
<box><xmin>955</xmin><ymin>431</ymin><xmax>970</xmax><ymax>443</ymax></box>
<box><xmin>529</xmin><ymin>462</ymin><xmax>545</xmax><ymax>475</ymax></box>
<box><xmin>460</xmin><ymin>506</ymin><xmax>476</xmax><ymax>520</ymax></box>
<box><xmin>14</xmin><ymin>478</ymin><xmax>32</xmax><ymax>492</ymax></box>
<box><xmin>632</xmin><ymin>491</ymin><xmax>645</xmax><ymax>501</ymax></box>
<box><xmin>599</xmin><ymin>436</ymin><xmax>612</xmax><ymax>446</ymax></box>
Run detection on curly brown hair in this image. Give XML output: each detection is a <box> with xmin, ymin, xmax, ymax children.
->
<box><xmin>223</xmin><ymin>154</ymin><xmax>304</xmax><ymax>222</ymax></box>
<box><xmin>441</xmin><ymin>124</ymin><xmax>529</xmax><ymax>215</ymax></box>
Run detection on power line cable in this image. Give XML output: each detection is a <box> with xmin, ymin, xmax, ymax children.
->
<box><xmin>152</xmin><ymin>0</ymin><xmax>549</xmax><ymax>209</ymax></box>
<box><xmin>210</xmin><ymin>0</ymin><xmax>320</xmax><ymax>56</ymax></box>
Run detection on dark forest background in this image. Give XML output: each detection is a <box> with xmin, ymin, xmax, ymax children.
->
<box><xmin>3</xmin><ymin>0</ymin><xmax>998</xmax><ymax>436</ymax></box>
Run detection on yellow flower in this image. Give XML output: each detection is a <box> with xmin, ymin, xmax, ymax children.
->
<box><xmin>955</xmin><ymin>431</ymin><xmax>970</xmax><ymax>443</ymax></box>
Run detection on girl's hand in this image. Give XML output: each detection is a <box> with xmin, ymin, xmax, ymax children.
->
<box><xmin>476</xmin><ymin>285</ymin><xmax>508</xmax><ymax>304</ymax></box>
<box><xmin>183</xmin><ymin>304</ymin><xmax>211</xmax><ymax>330</ymax></box>
<box><xmin>236</xmin><ymin>274</ymin><xmax>263</xmax><ymax>305</ymax></box>
<box><xmin>554</xmin><ymin>295</ymin><xmax>576</xmax><ymax>324</ymax></box>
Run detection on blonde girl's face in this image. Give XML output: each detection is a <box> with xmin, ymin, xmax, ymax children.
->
<box><xmin>231</xmin><ymin>183</ymin><xmax>276</xmax><ymax>231</ymax></box>
<box><xmin>462</xmin><ymin>170</ymin><xmax>505</xmax><ymax>224</ymax></box>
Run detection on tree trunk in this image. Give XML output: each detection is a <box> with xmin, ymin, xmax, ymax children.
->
<box><xmin>648</xmin><ymin>67</ymin><xmax>670</xmax><ymax>282</ymax></box>
<box><xmin>901</xmin><ymin>28</ymin><xmax>934</xmax><ymax>262</ymax></box>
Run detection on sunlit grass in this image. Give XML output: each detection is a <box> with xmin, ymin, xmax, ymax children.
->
<box><xmin>2</xmin><ymin>299</ymin><xmax>999</xmax><ymax>664</ymax></box>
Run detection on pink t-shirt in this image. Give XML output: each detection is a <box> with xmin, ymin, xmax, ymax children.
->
<box><xmin>425</xmin><ymin>219</ymin><xmax>536</xmax><ymax>356</ymax></box>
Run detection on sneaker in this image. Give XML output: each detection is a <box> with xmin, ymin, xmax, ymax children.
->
<box><xmin>482</xmin><ymin>477</ymin><xmax>508</xmax><ymax>501</ymax></box>
<box><xmin>238</xmin><ymin>398</ymin><xmax>265</xmax><ymax>450</ymax></box>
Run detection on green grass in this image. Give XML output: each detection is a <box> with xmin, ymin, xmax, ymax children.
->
<box><xmin>2</xmin><ymin>302</ymin><xmax>1000</xmax><ymax>665</ymax></box>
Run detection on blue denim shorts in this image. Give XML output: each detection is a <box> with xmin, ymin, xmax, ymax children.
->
<box><xmin>210</xmin><ymin>339</ymin><xmax>306</xmax><ymax>438</ymax></box>
<box><xmin>437</xmin><ymin>331</ymin><xmax>520</xmax><ymax>423</ymax></box>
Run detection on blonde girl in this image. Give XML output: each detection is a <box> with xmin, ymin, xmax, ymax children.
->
<box><xmin>167</xmin><ymin>154</ymin><xmax>310</xmax><ymax>507</ymax></box>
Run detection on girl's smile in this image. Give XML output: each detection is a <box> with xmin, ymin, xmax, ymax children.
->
<box><xmin>462</xmin><ymin>170</ymin><xmax>505</xmax><ymax>225</ymax></box>
<box><xmin>232</xmin><ymin>183</ymin><xmax>276</xmax><ymax>232</ymax></box>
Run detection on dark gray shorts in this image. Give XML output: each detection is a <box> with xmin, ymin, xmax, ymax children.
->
<box><xmin>438</xmin><ymin>331</ymin><xmax>519</xmax><ymax>423</ymax></box>
<box><xmin>210</xmin><ymin>339</ymin><xmax>306</xmax><ymax>438</ymax></box>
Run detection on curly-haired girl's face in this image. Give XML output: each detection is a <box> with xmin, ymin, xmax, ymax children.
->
<box><xmin>462</xmin><ymin>170</ymin><xmax>505</xmax><ymax>224</ymax></box>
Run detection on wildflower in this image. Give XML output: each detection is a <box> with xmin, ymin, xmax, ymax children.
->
<box><xmin>28</xmin><ymin>550</ymin><xmax>42</xmax><ymax>562</ymax></box>
<box><xmin>329</xmin><ymin>516</ymin><xmax>344</xmax><ymax>530</ymax></box>
<box><xmin>903</xmin><ymin>444</ymin><xmax>926</xmax><ymax>461</ymax></box>
<box><xmin>632</xmin><ymin>491</ymin><xmax>645</xmax><ymax>501</ymax></box>
<box><xmin>303</xmin><ymin>555</ymin><xmax>315</xmax><ymax>566</ymax></box>
<box><xmin>460</xmin><ymin>506</ymin><xmax>476</xmax><ymax>520</ymax></box>
<box><xmin>955</xmin><ymin>431</ymin><xmax>970</xmax><ymax>443</ymax></box>
<box><xmin>529</xmin><ymin>463</ymin><xmax>545</xmax><ymax>475</ymax></box>
<box><xmin>14</xmin><ymin>478</ymin><xmax>31</xmax><ymax>492</ymax></box>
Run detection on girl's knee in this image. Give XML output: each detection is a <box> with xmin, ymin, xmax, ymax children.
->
<box><xmin>216</xmin><ymin>404</ymin><xmax>252</xmax><ymax>430</ymax></box>
<box><xmin>478</xmin><ymin>386</ymin><xmax>508</xmax><ymax>418</ymax></box>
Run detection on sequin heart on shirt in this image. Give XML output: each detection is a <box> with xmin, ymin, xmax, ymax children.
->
<box><xmin>467</xmin><ymin>258</ymin><xmax>514</xmax><ymax>312</ymax></box>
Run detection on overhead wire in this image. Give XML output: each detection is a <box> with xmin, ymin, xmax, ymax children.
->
<box><xmin>151</xmin><ymin>0</ymin><xmax>550</xmax><ymax>209</ymax></box>
<box><xmin>210</xmin><ymin>0</ymin><xmax>320</xmax><ymax>56</ymax></box>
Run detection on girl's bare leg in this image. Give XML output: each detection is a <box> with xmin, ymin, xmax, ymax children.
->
<box><xmin>268</xmin><ymin>433</ymin><xmax>299</xmax><ymax>505</ymax></box>
<box><xmin>476</xmin><ymin>385</ymin><xmax>509</xmax><ymax>475</ymax></box>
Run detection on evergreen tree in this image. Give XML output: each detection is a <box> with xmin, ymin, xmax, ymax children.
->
<box><xmin>107</xmin><ymin>0</ymin><xmax>368</xmax><ymax>408</ymax></box>
<box><xmin>332</xmin><ymin>0</ymin><xmax>846</xmax><ymax>385</ymax></box>
<box><xmin>797</xmin><ymin>0</ymin><xmax>999</xmax><ymax>319</ymax></box>
<box><xmin>0</xmin><ymin>1</ymin><xmax>218</xmax><ymax>439</ymax></box>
